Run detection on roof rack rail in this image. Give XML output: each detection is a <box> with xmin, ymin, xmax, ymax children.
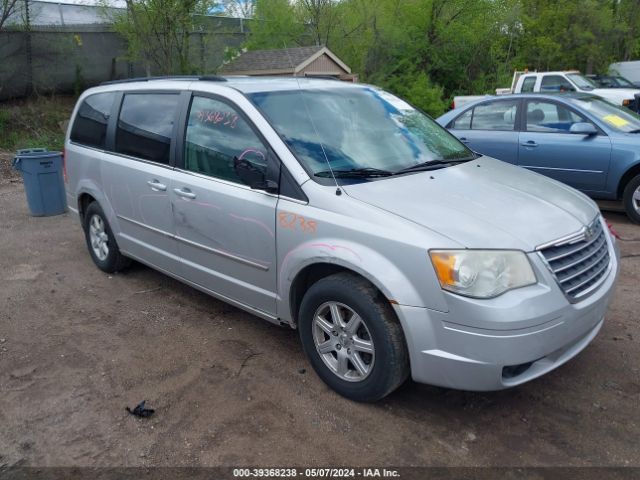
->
<box><xmin>303</xmin><ymin>74</ymin><xmax>340</xmax><ymax>81</ymax></box>
<box><xmin>100</xmin><ymin>75</ymin><xmax>227</xmax><ymax>86</ymax></box>
<box><xmin>199</xmin><ymin>75</ymin><xmax>227</xmax><ymax>82</ymax></box>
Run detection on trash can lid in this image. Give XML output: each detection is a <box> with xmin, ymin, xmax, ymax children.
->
<box><xmin>16</xmin><ymin>148</ymin><xmax>48</xmax><ymax>155</ymax></box>
<box><xmin>14</xmin><ymin>148</ymin><xmax>62</xmax><ymax>159</ymax></box>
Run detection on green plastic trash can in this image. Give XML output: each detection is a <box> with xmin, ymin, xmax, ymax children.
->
<box><xmin>12</xmin><ymin>148</ymin><xmax>67</xmax><ymax>217</ymax></box>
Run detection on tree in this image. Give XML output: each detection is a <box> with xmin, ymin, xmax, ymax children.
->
<box><xmin>0</xmin><ymin>0</ymin><xmax>20</xmax><ymax>31</ymax></box>
<box><xmin>245</xmin><ymin>0</ymin><xmax>304</xmax><ymax>50</ymax></box>
<box><xmin>297</xmin><ymin>0</ymin><xmax>338</xmax><ymax>46</ymax></box>
<box><xmin>240</xmin><ymin>0</ymin><xmax>640</xmax><ymax>117</ymax></box>
<box><xmin>102</xmin><ymin>0</ymin><xmax>214</xmax><ymax>75</ymax></box>
<box><xmin>514</xmin><ymin>0</ymin><xmax>619</xmax><ymax>73</ymax></box>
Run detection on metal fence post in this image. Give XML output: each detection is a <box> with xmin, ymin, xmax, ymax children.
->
<box><xmin>24</xmin><ymin>0</ymin><xmax>33</xmax><ymax>96</ymax></box>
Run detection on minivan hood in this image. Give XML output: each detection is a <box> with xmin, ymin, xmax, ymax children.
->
<box><xmin>342</xmin><ymin>157</ymin><xmax>599</xmax><ymax>251</ymax></box>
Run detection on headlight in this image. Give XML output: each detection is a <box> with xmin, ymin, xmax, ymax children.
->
<box><xmin>429</xmin><ymin>250</ymin><xmax>536</xmax><ymax>298</ymax></box>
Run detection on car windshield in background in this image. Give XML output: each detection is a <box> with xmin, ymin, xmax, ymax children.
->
<box><xmin>570</xmin><ymin>96</ymin><xmax>640</xmax><ymax>132</ymax></box>
<box><xmin>567</xmin><ymin>74</ymin><xmax>597</xmax><ymax>90</ymax></box>
<box><xmin>249</xmin><ymin>87</ymin><xmax>473</xmax><ymax>178</ymax></box>
<box><xmin>610</xmin><ymin>76</ymin><xmax>635</xmax><ymax>87</ymax></box>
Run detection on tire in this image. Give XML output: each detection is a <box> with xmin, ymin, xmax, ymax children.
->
<box><xmin>623</xmin><ymin>174</ymin><xmax>640</xmax><ymax>224</ymax></box>
<box><xmin>298</xmin><ymin>272</ymin><xmax>409</xmax><ymax>402</ymax></box>
<box><xmin>83</xmin><ymin>201</ymin><xmax>131</xmax><ymax>273</ymax></box>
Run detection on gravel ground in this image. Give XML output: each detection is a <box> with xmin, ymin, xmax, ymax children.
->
<box><xmin>0</xmin><ymin>151</ymin><xmax>20</xmax><ymax>185</ymax></box>
<box><xmin>0</xmin><ymin>178</ymin><xmax>639</xmax><ymax>469</ymax></box>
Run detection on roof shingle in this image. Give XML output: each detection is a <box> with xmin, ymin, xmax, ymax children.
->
<box><xmin>220</xmin><ymin>46</ymin><xmax>324</xmax><ymax>73</ymax></box>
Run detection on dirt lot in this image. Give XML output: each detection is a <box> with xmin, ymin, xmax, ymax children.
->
<box><xmin>1</xmin><ymin>159</ymin><xmax>639</xmax><ymax>469</ymax></box>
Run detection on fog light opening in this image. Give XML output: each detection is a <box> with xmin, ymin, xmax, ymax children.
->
<box><xmin>502</xmin><ymin>361</ymin><xmax>534</xmax><ymax>379</ymax></box>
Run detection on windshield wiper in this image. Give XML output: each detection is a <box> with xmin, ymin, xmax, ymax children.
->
<box><xmin>394</xmin><ymin>157</ymin><xmax>475</xmax><ymax>175</ymax></box>
<box><xmin>627</xmin><ymin>129</ymin><xmax>640</xmax><ymax>133</ymax></box>
<box><xmin>314</xmin><ymin>167</ymin><xmax>394</xmax><ymax>178</ymax></box>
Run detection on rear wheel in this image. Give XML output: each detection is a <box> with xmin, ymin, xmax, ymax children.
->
<box><xmin>298</xmin><ymin>272</ymin><xmax>409</xmax><ymax>402</ymax></box>
<box><xmin>623</xmin><ymin>174</ymin><xmax>640</xmax><ymax>224</ymax></box>
<box><xmin>83</xmin><ymin>202</ymin><xmax>131</xmax><ymax>273</ymax></box>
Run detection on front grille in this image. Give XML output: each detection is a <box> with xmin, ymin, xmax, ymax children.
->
<box><xmin>539</xmin><ymin>219</ymin><xmax>611</xmax><ymax>301</ymax></box>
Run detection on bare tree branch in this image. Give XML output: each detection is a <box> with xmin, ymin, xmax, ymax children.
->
<box><xmin>0</xmin><ymin>0</ymin><xmax>20</xmax><ymax>31</ymax></box>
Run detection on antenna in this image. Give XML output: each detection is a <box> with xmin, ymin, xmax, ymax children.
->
<box><xmin>282</xmin><ymin>43</ymin><xmax>342</xmax><ymax>196</ymax></box>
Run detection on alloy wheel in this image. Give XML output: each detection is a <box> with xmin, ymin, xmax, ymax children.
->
<box><xmin>89</xmin><ymin>214</ymin><xmax>109</xmax><ymax>261</ymax></box>
<box><xmin>312</xmin><ymin>301</ymin><xmax>375</xmax><ymax>382</ymax></box>
<box><xmin>633</xmin><ymin>185</ymin><xmax>640</xmax><ymax>214</ymax></box>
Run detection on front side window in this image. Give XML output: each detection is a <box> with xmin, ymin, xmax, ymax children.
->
<box><xmin>471</xmin><ymin>100</ymin><xmax>518</xmax><ymax>131</ymax></box>
<box><xmin>540</xmin><ymin>75</ymin><xmax>575</xmax><ymax>92</ymax></box>
<box><xmin>249</xmin><ymin>87</ymin><xmax>472</xmax><ymax>176</ymax></box>
<box><xmin>70</xmin><ymin>92</ymin><xmax>116</xmax><ymax>149</ymax></box>
<box><xmin>115</xmin><ymin>93</ymin><xmax>180</xmax><ymax>164</ymax></box>
<box><xmin>451</xmin><ymin>109</ymin><xmax>472</xmax><ymax>129</ymax></box>
<box><xmin>520</xmin><ymin>76</ymin><xmax>536</xmax><ymax>93</ymax></box>
<box><xmin>526</xmin><ymin>101</ymin><xmax>588</xmax><ymax>133</ymax></box>
<box><xmin>184</xmin><ymin>96</ymin><xmax>268</xmax><ymax>185</ymax></box>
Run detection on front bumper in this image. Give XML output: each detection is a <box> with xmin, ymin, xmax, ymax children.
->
<box><xmin>394</xmin><ymin>236</ymin><xmax>620</xmax><ymax>391</ymax></box>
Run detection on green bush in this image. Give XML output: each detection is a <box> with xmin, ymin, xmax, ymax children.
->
<box><xmin>0</xmin><ymin>95</ymin><xmax>75</xmax><ymax>152</ymax></box>
<box><xmin>374</xmin><ymin>69</ymin><xmax>448</xmax><ymax>118</ymax></box>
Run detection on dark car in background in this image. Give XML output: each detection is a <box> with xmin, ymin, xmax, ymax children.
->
<box><xmin>587</xmin><ymin>74</ymin><xmax>640</xmax><ymax>89</ymax></box>
<box><xmin>436</xmin><ymin>93</ymin><xmax>640</xmax><ymax>223</ymax></box>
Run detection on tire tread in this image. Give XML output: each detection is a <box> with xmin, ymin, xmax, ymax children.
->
<box><xmin>84</xmin><ymin>202</ymin><xmax>131</xmax><ymax>273</ymax></box>
<box><xmin>299</xmin><ymin>272</ymin><xmax>409</xmax><ymax>401</ymax></box>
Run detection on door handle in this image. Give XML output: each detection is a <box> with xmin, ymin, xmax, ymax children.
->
<box><xmin>173</xmin><ymin>187</ymin><xmax>196</xmax><ymax>200</ymax></box>
<box><xmin>147</xmin><ymin>179</ymin><xmax>167</xmax><ymax>191</ymax></box>
<box><xmin>520</xmin><ymin>140</ymin><xmax>538</xmax><ymax>147</ymax></box>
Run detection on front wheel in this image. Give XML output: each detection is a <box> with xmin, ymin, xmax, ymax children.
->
<box><xmin>623</xmin><ymin>174</ymin><xmax>640</xmax><ymax>224</ymax></box>
<box><xmin>298</xmin><ymin>273</ymin><xmax>409</xmax><ymax>402</ymax></box>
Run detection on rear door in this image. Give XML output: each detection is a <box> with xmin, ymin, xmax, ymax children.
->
<box><xmin>447</xmin><ymin>98</ymin><xmax>521</xmax><ymax>163</ymax></box>
<box><xmin>517</xmin><ymin>99</ymin><xmax>611</xmax><ymax>192</ymax></box>
<box><xmin>171</xmin><ymin>93</ymin><xmax>279</xmax><ymax>316</ymax></box>
<box><xmin>101</xmin><ymin>91</ymin><xmax>182</xmax><ymax>272</ymax></box>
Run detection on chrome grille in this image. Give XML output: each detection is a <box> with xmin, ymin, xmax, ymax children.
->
<box><xmin>539</xmin><ymin>219</ymin><xmax>611</xmax><ymax>301</ymax></box>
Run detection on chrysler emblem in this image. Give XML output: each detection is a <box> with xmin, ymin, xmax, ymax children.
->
<box><xmin>584</xmin><ymin>226</ymin><xmax>594</xmax><ymax>241</ymax></box>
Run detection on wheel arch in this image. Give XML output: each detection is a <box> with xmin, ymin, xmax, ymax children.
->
<box><xmin>617</xmin><ymin>162</ymin><xmax>640</xmax><ymax>199</ymax></box>
<box><xmin>74</xmin><ymin>180</ymin><xmax>119</xmax><ymax>234</ymax></box>
<box><xmin>286</xmin><ymin>261</ymin><xmax>401</xmax><ymax>328</ymax></box>
<box><xmin>77</xmin><ymin>192</ymin><xmax>96</xmax><ymax>222</ymax></box>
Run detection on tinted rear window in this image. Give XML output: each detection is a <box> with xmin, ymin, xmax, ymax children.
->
<box><xmin>70</xmin><ymin>92</ymin><xmax>116</xmax><ymax>149</ymax></box>
<box><xmin>115</xmin><ymin>93</ymin><xmax>180</xmax><ymax>164</ymax></box>
<box><xmin>520</xmin><ymin>76</ymin><xmax>536</xmax><ymax>93</ymax></box>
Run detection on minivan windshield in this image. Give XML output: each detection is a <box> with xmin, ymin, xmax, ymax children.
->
<box><xmin>569</xmin><ymin>96</ymin><xmax>640</xmax><ymax>133</ymax></box>
<box><xmin>249</xmin><ymin>87</ymin><xmax>474</xmax><ymax>178</ymax></box>
<box><xmin>567</xmin><ymin>73</ymin><xmax>598</xmax><ymax>90</ymax></box>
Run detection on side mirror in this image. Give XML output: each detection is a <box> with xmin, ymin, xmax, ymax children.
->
<box><xmin>251</xmin><ymin>179</ymin><xmax>279</xmax><ymax>193</ymax></box>
<box><xmin>233</xmin><ymin>154</ymin><xmax>278</xmax><ymax>193</ymax></box>
<box><xmin>570</xmin><ymin>122</ymin><xmax>598</xmax><ymax>136</ymax></box>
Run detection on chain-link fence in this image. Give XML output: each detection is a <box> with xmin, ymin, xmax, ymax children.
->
<box><xmin>0</xmin><ymin>19</ymin><xmax>248</xmax><ymax>101</ymax></box>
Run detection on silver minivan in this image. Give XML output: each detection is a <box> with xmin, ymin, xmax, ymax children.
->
<box><xmin>65</xmin><ymin>77</ymin><xmax>620</xmax><ymax>401</ymax></box>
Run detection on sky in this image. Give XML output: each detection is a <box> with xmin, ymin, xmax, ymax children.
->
<box><xmin>37</xmin><ymin>0</ymin><xmax>126</xmax><ymax>5</ymax></box>
<box><xmin>32</xmin><ymin>0</ymin><xmax>244</xmax><ymax>17</ymax></box>
<box><xmin>35</xmin><ymin>0</ymin><xmax>229</xmax><ymax>14</ymax></box>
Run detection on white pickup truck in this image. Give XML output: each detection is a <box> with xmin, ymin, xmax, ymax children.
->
<box><xmin>452</xmin><ymin>70</ymin><xmax>640</xmax><ymax>111</ymax></box>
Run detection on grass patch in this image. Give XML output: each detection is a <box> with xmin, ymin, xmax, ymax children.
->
<box><xmin>0</xmin><ymin>94</ymin><xmax>77</xmax><ymax>153</ymax></box>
